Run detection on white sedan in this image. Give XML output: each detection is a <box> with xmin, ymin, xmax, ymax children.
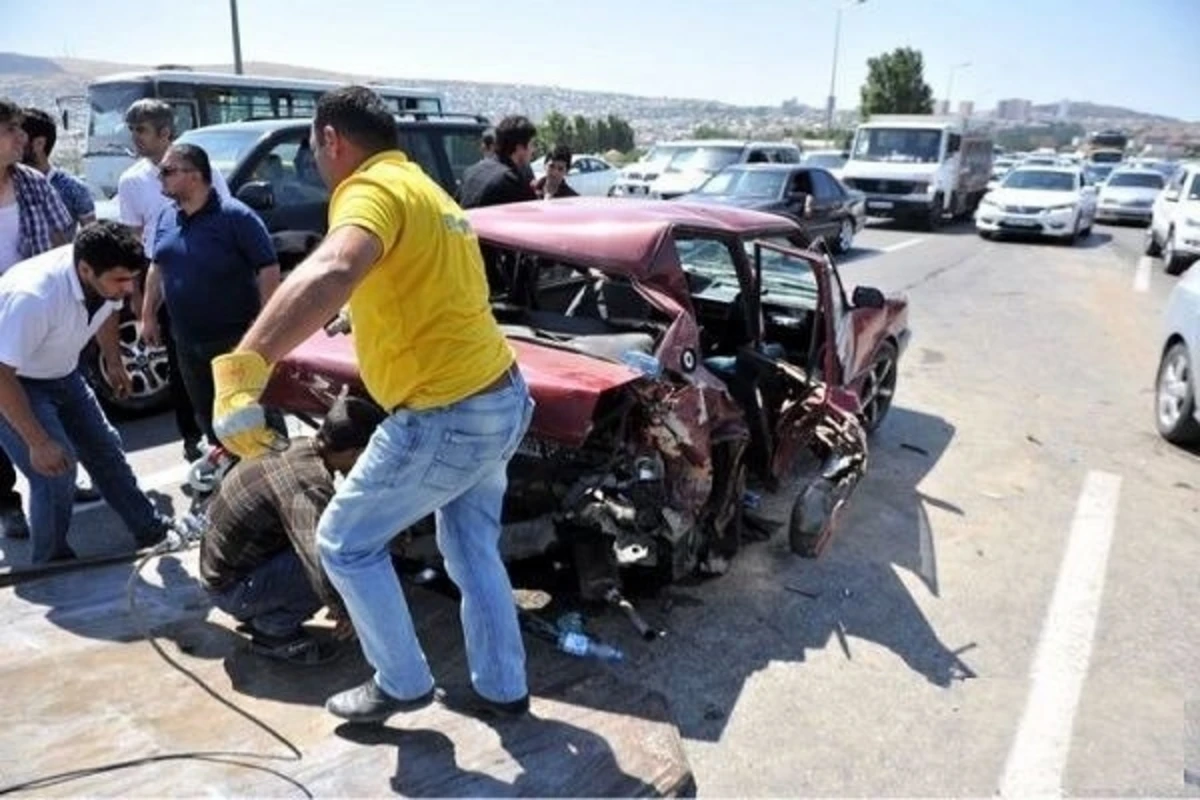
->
<box><xmin>1155</xmin><ymin>264</ymin><xmax>1200</xmax><ymax>445</ymax></box>
<box><xmin>974</xmin><ymin>166</ymin><xmax>1097</xmax><ymax>243</ymax></box>
<box><xmin>530</xmin><ymin>154</ymin><xmax>620</xmax><ymax>196</ymax></box>
<box><xmin>1095</xmin><ymin>168</ymin><xmax>1164</xmax><ymax>226</ymax></box>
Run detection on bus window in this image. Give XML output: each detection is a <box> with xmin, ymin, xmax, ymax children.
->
<box><xmin>199</xmin><ymin>87</ymin><xmax>276</xmax><ymax>125</ymax></box>
<box><xmin>166</xmin><ymin>101</ymin><xmax>198</xmax><ymax>135</ymax></box>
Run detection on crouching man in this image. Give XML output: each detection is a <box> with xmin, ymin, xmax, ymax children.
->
<box><xmin>199</xmin><ymin>395</ymin><xmax>386</xmax><ymax>663</ymax></box>
<box><xmin>0</xmin><ymin>221</ymin><xmax>175</xmax><ymax>563</ymax></box>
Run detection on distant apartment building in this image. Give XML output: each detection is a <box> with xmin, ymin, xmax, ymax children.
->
<box><xmin>958</xmin><ymin>101</ymin><xmax>974</xmax><ymax>118</ymax></box>
<box><xmin>996</xmin><ymin>98</ymin><xmax>1033</xmax><ymax>123</ymax></box>
<box><xmin>936</xmin><ymin>100</ymin><xmax>950</xmax><ymax>115</ymax></box>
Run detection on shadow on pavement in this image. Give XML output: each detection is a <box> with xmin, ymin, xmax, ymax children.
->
<box><xmin>986</xmin><ymin>230</ymin><xmax>1114</xmax><ymax>250</ymax></box>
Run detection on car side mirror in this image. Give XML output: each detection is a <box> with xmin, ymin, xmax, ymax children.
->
<box><xmin>1165</xmin><ymin>190</ymin><xmax>1181</xmax><ymax>203</ymax></box>
<box><xmin>237</xmin><ymin>181</ymin><xmax>275</xmax><ymax>211</ymax></box>
<box><xmin>852</xmin><ymin>285</ymin><xmax>886</xmax><ymax>309</ymax></box>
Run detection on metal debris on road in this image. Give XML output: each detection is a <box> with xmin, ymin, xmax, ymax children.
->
<box><xmin>900</xmin><ymin>442</ymin><xmax>930</xmax><ymax>456</ymax></box>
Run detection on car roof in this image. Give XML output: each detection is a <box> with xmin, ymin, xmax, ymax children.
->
<box><xmin>468</xmin><ymin>198</ymin><xmax>799</xmax><ymax>276</ymax></box>
<box><xmin>1107</xmin><ymin>168</ymin><xmax>1164</xmax><ymax>177</ymax></box>
<box><xmin>1011</xmin><ymin>165</ymin><xmax>1080</xmax><ymax>175</ymax></box>
<box><xmin>722</xmin><ymin>163</ymin><xmax>811</xmax><ymax>172</ymax></box>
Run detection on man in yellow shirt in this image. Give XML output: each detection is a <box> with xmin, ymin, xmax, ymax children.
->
<box><xmin>209</xmin><ymin>86</ymin><xmax>534</xmax><ymax>723</ymax></box>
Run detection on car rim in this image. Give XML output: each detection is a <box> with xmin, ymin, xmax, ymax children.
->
<box><xmin>1157</xmin><ymin>351</ymin><xmax>1190</xmax><ymax>429</ymax></box>
<box><xmin>839</xmin><ymin>220</ymin><xmax>853</xmax><ymax>252</ymax></box>
<box><xmin>99</xmin><ymin>319</ymin><xmax>171</xmax><ymax>402</ymax></box>
<box><xmin>860</xmin><ymin>350</ymin><xmax>897</xmax><ymax>427</ymax></box>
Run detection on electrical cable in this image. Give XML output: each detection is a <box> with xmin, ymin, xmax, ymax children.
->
<box><xmin>0</xmin><ymin>538</ymin><xmax>312</xmax><ymax>797</ymax></box>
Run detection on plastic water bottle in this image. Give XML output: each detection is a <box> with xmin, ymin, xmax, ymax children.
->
<box><xmin>556</xmin><ymin>630</ymin><xmax>625</xmax><ymax>663</ymax></box>
<box><xmin>620</xmin><ymin>350</ymin><xmax>662</xmax><ymax>379</ymax></box>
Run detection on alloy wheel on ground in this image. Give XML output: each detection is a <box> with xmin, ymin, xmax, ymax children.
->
<box><xmin>836</xmin><ymin>219</ymin><xmax>854</xmax><ymax>254</ymax></box>
<box><xmin>95</xmin><ymin>318</ymin><xmax>171</xmax><ymax>413</ymax></box>
<box><xmin>1155</xmin><ymin>342</ymin><xmax>1200</xmax><ymax>444</ymax></box>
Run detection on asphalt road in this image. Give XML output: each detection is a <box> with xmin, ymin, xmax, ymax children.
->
<box><xmin>3</xmin><ymin>217</ymin><xmax>1198</xmax><ymax>797</ymax></box>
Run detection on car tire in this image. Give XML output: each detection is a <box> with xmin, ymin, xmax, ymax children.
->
<box><xmin>833</xmin><ymin>218</ymin><xmax>854</xmax><ymax>254</ymax></box>
<box><xmin>920</xmin><ymin>196</ymin><xmax>943</xmax><ymax>231</ymax></box>
<box><xmin>84</xmin><ymin>313</ymin><xmax>172</xmax><ymax>418</ymax></box>
<box><xmin>858</xmin><ymin>340</ymin><xmax>898</xmax><ymax>434</ymax></box>
<box><xmin>1163</xmin><ymin>229</ymin><xmax>1192</xmax><ymax>276</ymax></box>
<box><xmin>1144</xmin><ymin>226</ymin><xmax>1163</xmax><ymax>256</ymax></box>
<box><xmin>978</xmin><ymin>230</ymin><xmax>994</xmax><ymax>241</ymax></box>
<box><xmin>1155</xmin><ymin>341</ymin><xmax>1200</xmax><ymax>445</ymax></box>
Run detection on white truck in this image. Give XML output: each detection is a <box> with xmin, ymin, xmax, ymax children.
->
<box><xmin>841</xmin><ymin>114</ymin><xmax>993</xmax><ymax>230</ymax></box>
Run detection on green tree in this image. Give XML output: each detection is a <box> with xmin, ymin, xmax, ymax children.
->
<box><xmin>693</xmin><ymin>124</ymin><xmax>737</xmax><ymax>140</ymax></box>
<box><xmin>540</xmin><ymin>111</ymin><xmax>573</xmax><ymax>154</ymax></box>
<box><xmin>573</xmin><ymin>115</ymin><xmax>594</xmax><ymax>153</ymax></box>
<box><xmin>859</xmin><ymin>47</ymin><xmax>935</xmax><ymax>118</ymax></box>
<box><xmin>606</xmin><ymin>114</ymin><xmax>635</xmax><ymax>152</ymax></box>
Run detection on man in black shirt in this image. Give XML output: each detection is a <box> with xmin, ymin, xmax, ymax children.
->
<box><xmin>199</xmin><ymin>395</ymin><xmax>386</xmax><ymax>662</ymax></box>
<box><xmin>457</xmin><ymin>116</ymin><xmax>538</xmax><ymax>209</ymax></box>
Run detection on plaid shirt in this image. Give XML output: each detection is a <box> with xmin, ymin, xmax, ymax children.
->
<box><xmin>198</xmin><ymin>439</ymin><xmax>341</xmax><ymax>612</ymax></box>
<box><xmin>9</xmin><ymin>163</ymin><xmax>73</xmax><ymax>259</ymax></box>
<box><xmin>48</xmin><ymin>168</ymin><xmax>96</xmax><ymax>225</ymax></box>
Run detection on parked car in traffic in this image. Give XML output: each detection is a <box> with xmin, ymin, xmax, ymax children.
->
<box><xmin>1145</xmin><ymin>161</ymin><xmax>1200</xmax><ymax>275</ymax></box>
<box><xmin>1094</xmin><ymin>168</ymin><xmax>1164</xmax><ymax>226</ymax></box>
<box><xmin>261</xmin><ymin>198</ymin><xmax>910</xmax><ymax>591</ymax></box>
<box><xmin>647</xmin><ymin>140</ymin><xmax>802</xmax><ymax>200</ymax></box>
<box><xmin>975</xmin><ymin>166</ymin><xmax>1097</xmax><ymax>243</ymax></box>
<box><xmin>799</xmin><ymin>150</ymin><xmax>849</xmax><ymax>180</ymax></box>
<box><xmin>677</xmin><ymin>164</ymin><xmax>865</xmax><ymax>254</ymax></box>
<box><xmin>530</xmin><ymin>153</ymin><xmax>620</xmax><ymax>196</ymax></box>
<box><xmin>88</xmin><ymin>112</ymin><xmax>490</xmax><ymax>415</ymax></box>
<box><xmin>1154</xmin><ymin>264</ymin><xmax>1200</xmax><ymax>445</ymax></box>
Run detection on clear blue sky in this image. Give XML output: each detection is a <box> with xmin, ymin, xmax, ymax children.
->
<box><xmin>3</xmin><ymin>0</ymin><xmax>1198</xmax><ymax>120</ymax></box>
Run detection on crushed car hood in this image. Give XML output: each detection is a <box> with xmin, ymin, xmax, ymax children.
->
<box><xmin>262</xmin><ymin>331</ymin><xmax>643</xmax><ymax>448</ymax></box>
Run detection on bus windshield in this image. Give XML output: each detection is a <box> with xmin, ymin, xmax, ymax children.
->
<box><xmin>87</xmin><ymin>81</ymin><xmax>151</xmax><ymax>156</ymax></box>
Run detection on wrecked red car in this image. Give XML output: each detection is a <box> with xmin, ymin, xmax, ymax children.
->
<box><xmin>262</xmin><ymin>198</ymin><xmax>909</xmax><ymax>597</ymax></box>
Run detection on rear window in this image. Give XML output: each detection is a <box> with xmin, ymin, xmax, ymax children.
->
<box><xmin>1106</xmin><ymin>172</ymin><xmax>1163</xmax><ymax>189</ymax></box>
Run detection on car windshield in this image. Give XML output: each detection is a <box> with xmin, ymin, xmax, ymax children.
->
<box><xmin>174</xmin><ymin>129</ymin><xmax>261</xmax><ymax>178</ymax></box>
<box><xmin>1002</xmin><ymin>170</ymin><xmax>1077</xmax><ymax>191</ymax></box>
<box><xmin>1189</xmin><ymin>175</ymin><xmax>1200</xmax><ymax>201</ymax></box>
<box><xmin>802</xmin><ymin>153</ymin><xmax>846</xmax><ymax>169</ymax></box>
<box><xmin>852</xmin><ymin>128</ymin><xmax>943</xmax><ymax>164</ymax></box>
<box><xmin>1105</xmin><ymin>172</ymin><xmax>1164</xmax><ymax>189</ymax></box>
<box><xmin>1089</xmin><ymin>151</ymin><xmax>1125</xmax><ymax>164</ymax></box>
<box><xmin>698</xmin><ymin>169</ymin><xmax>787</xmax><ymax>198</ymax></box>
<box><xmin>666</xmin><ymin>146</ymin><xmax>743</xmax><ymax>174</ymax></box>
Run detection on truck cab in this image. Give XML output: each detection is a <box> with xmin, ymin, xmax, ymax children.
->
<box><xmin>840</xmin><ymin>115</ymin><xmax>993</xmax><ymax>230</ymax></box>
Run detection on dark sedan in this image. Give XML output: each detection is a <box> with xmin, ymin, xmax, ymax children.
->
<box><xmin>677</xmin><ymin>164</ymin><xmax>866</xmax><ymax>254</ymax></box>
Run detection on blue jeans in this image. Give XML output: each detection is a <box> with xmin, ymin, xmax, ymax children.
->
<box><xmin>318</xmin><ymin>369</ymin><xmax>534</xmax><ymax>703</ymax></box>
<box><xmin>209</xmin><ymin>549</ymin><xmax>322</xmax><ymax>638</ymax></box>
<box><xmin>0</xmin><ymin>370</ymin><xmax>168</xmax><ymax>563</ymax></box>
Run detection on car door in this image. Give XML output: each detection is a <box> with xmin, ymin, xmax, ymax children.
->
<box><xmin>810</xmin><ymin>169</ymin><xmax>848</xmax><ymax>241</ymax></box>
<box><xmin>569</xmin><ymin>157</ymin><xmax>598</xmax><ymax>195</ymax></box>
<box><xmin>234</xmin><ymin>131</ymin><xmax>330</xmax><ymax>270</ymax></box>
<box><xmin>1153</xmin><ymin>168</ymin><xmax>1187</xmax><ymax>242</ymax></box>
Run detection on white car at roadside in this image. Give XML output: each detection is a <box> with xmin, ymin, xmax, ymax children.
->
<box><xmin>1155</xmin><ymin>263</ymin><xmax>1200</xmax><ymax>445</ymax></box>
<box><xmin>530</xmin><ymin>154</ymin><xmax>620</xmax><ymax>196</ymax></box>
<box><xmin>1145</xmin><ymin>161</ymin><xmax>1200</xmax><ymax>275</ymax></box>
<box><xmin>974</xmin><ymin>166</ymin><xmax>1097</xmax><ymax>243</ymax></box>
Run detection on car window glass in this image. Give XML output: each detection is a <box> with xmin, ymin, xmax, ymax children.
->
<box><xmin>398</xmin><ymin>129</ymin><xmax>442</xmax><ymax>185</ymax></box>
<box><xmin>436</xmin><ymin>129</ymin><xmax>486</xmax><ymax>194</ymax></box>
<box><xmin>812</xmin><ymin>171</ymin><xmax>840</xmax><ymax>199</ymax></box>
<box><xmin>1189</xmin><ymin>174</ymin><xmax>1200</xmax><ymax>201</ymax></box>
<box><xmin>790</xmin><ymin>171</ymin><xmax>815</xmax><ymax>195</ymax></box>
<box><xmin>674</xmin><ymin>235</ymin><xmax>740</xmax><ymax>281</ymax></box>
<box><xmin>249</xmin><ymin>134</ymin><xmax>329</xmax><ymax>207</ymax></box>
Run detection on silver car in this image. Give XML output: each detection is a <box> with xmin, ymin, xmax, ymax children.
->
<box><xmin>1095</xmin><ymin>168</ymin><xmax>1165</xmax><ymax>225</ymax></box>
<box><xmin>1155</xmin><ymin>264</ymin><xmax>1200</xmax><ymax>445</ymax></box>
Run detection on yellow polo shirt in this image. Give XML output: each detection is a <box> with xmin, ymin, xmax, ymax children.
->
<box><xmin>328</xmin><ymin>150</ymin><xmax>513</xmax><ymax>411</ymax></box>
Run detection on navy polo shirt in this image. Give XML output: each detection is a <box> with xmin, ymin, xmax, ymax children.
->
<box><xmin>151</xmin><ymin>190</ymin><xmax>277</xmax><ymax>344</ymax></box>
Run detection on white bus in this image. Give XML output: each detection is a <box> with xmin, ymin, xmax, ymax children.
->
<box><xmin>74</xmin><ymin>68</ymin><xmax>443</xmax><ymax>197</ymax></box>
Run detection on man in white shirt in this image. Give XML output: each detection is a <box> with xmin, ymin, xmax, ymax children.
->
<box><xmin>0</xmin><ymin>221</ymin><xmax>175</xmax><ymax>563</ymax></box>
<box><xmin>117</xmin><ymin>99</ymin><xmax>230</xmax><ymax>463</ymax></box>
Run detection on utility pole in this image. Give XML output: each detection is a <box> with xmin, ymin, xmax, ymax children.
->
<box><xmin>229</xmin><ymin>0</ymin><xmax>244</xmax><ymax>75</ymax></box>
<box><xmin>945</xmin><ymin>61</ymin><xmax>971</xmax><ymax>113</ymax></box>
<box><xmin>825</xmin><ymin>0</ymin><xmax>866</xmax><ymax>131</ymax></box>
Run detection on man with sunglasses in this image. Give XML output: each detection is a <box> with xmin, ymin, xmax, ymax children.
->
<box><xmin>140</xmin><ymin>143</ymin><xmax>280</xmax><ymax>449</ymax></box>
<box><xmin>117</xmin><ymin>100</ymin><xmax>231</xmax><ymax>463</ymax></box>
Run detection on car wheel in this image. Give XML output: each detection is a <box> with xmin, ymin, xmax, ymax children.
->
<box><xmin>858</xmin><ymin>340</ymin><xmax>898</xmax><ymax>433</ymax></box>
<box><xmin>85</xmin><ymin>315</ymin><xmax>172</xmax><ymax>417</ymax></box>
<box><xmin>920</xmin><ymin>197</ymin><xmax>943</xmax><ymax>231</ymax></box>
<box><xmin>1164</xmin><ymin>229</ymin><xmax>1191</xmax><ymax>276</ymax></box>
<box><xmin>978</xmin><ymin>230</ymin><xmax>995</xmax><ymax>241</ymax></box>
<box><xmin>833</xmin><ymin>218</ymin><xmax>854</xmax><ymax>254</ymax></box>
<box><xmin>1144</xmin><ymin>225</ymin><xmax>1162</xmax><ymax>256</ymax></box>
<box><xmin>1155</xmin><ymin>341</ymin><xmax>1200</xmax><ymax>445</ymax></box>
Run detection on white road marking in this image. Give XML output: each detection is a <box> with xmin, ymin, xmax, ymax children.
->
<box><xmin>999</xmin><ymin>470</ymin><xmax>1123</xmax><ymax>799</ymax></box>
<box><xmin>882</xmin><ymin>238</ymin><xmax>925</xmax><ymax>254</ymax></box>
<box><xmin>1133</xmin><ymin>257</ymin><xmax>1152</xmax><ymax>293</ymax></box>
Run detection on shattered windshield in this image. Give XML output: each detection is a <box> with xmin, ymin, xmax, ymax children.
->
<box><xmin>852</xmin><ymin>128</ymin><xmax>943</xmax><ymax>164</ymax></box>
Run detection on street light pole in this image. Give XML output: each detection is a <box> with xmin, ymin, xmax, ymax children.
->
<box><xmin>945</xmin><ymin>61</ymin><xmax>970</xmax><ymax>112</ymax></box>
<box><xmin>229</xmin><ymin>0</ymin><xmax>244</xmax><ymax>75</ymax></box>
<box><xmin>825</xmin><ymin>0</ymin><xmax>865</xmax><ymax>131</ymax></box>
